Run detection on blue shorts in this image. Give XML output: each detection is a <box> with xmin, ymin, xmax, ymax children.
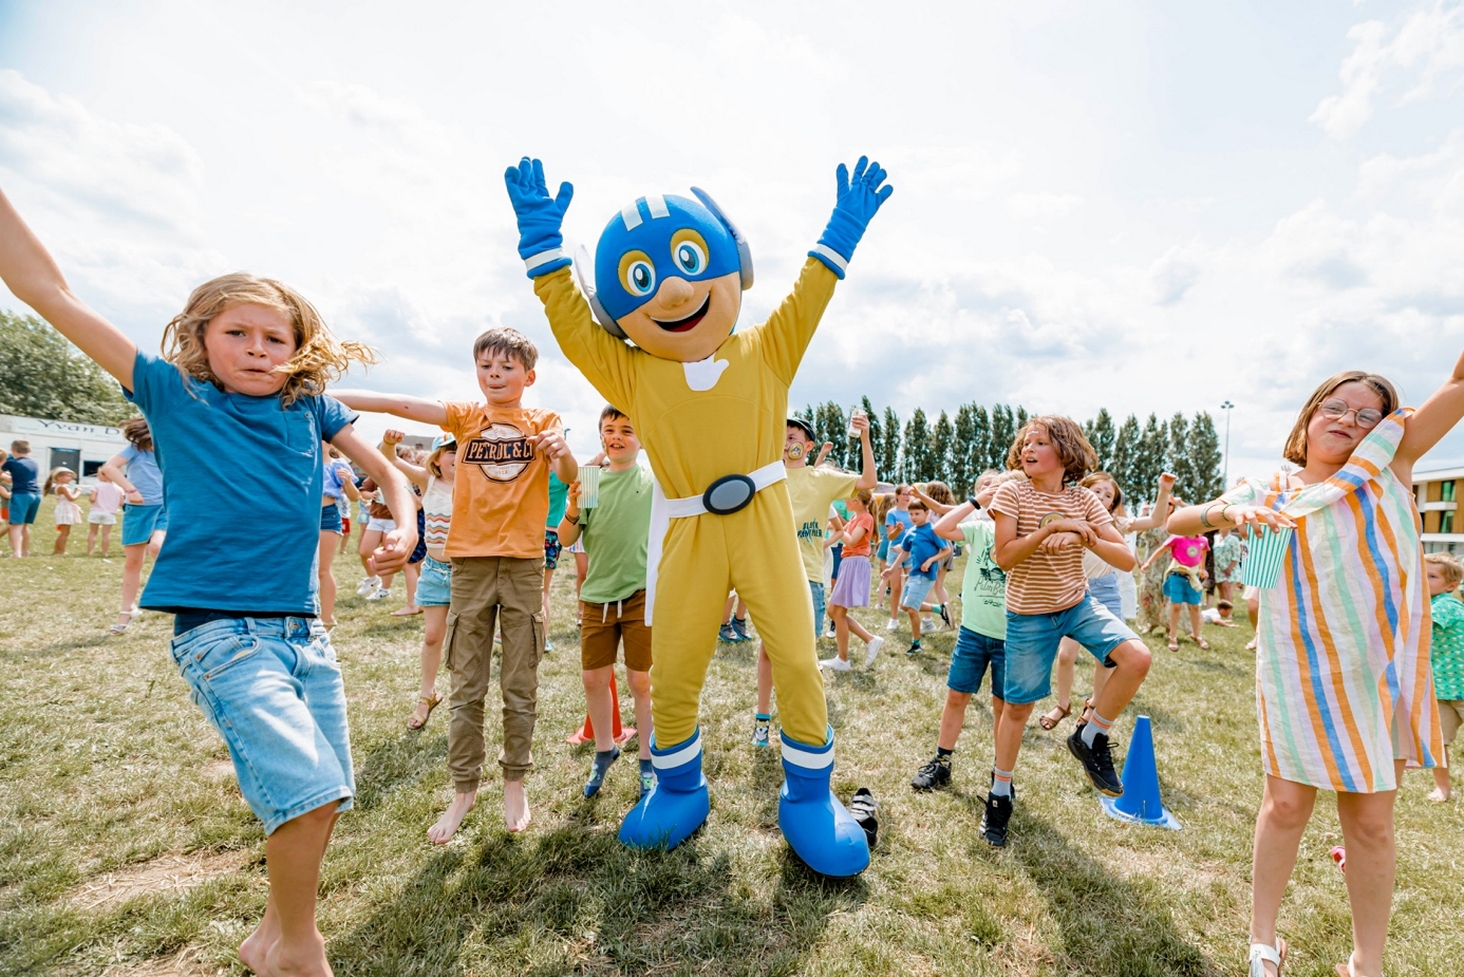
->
<box><xmin>901</xmin><ymin>572</ymin><xmax>936</xmax><ymax>610</ymax></box>
<box><xmin>830</xmin><ymin>543</ymin><xmax>843</xmax><ymax>582</ymax></box>
<box><xmin>6</xmin><ymin>492</ymin><xmax>40</xmax><ymax>525</ymax></box>
<box><xmin>416</xmin><ymin>555</ymin><xmax>452</xmax><ymax>607</ymax></box>
<box><xmin>1089</xmin><ymin>573</ymin><xmax>1123</xmax><ymax>617</ymax></box>
<box><xmin>319</xmin><ymin>503</ymin><xmax>342</xmax><ymax>534</ymax></box>
<box><xmin>1002</xmin><ymin>596</ymin><xmax>1140</xmax><ymax>705</ymax></box>
<box><xmin>1163</xmin><ymin>571</ymin><xmax>1203</xmax><ymax>605</ymax></box>
<box><xmin>947</xmin><ymin>626</ymin><xmax>1006</xmax><ymax>697</ymax></box>
<box><xmin>121</xmin><ymin>503</ymin><xmax>167</xmax><ymax>546</ymax></box>
<box><xmin>169</xmin><ymin>616</ymin><xmax>353</xmax><ymax>834</ymax></box>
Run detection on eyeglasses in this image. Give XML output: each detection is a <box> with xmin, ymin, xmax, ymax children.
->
<box><xmin>1318</xmin><ymin>399</ymin><xmax>1383</xmax><ymax>429</ymax></box>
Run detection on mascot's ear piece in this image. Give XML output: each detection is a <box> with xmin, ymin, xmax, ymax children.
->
<box><xmin>575</xmin><ymin>245</ymin><xmax>628</xmax><ymax>340</ymax></box>
<box><xmin>690</xmin><ymin>187</ymin><xmax>754</xmax><ymax>291</ymax></box>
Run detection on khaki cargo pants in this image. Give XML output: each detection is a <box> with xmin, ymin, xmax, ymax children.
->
<box><xmin>445</xmin><ymin>555</ymin><xmax>545</xmax><ymax>790</ymax></box>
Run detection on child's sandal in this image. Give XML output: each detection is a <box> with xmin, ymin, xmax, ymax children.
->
<box><xmin>1038</xmin><ymin>702</ymin><xmax>1072</xmax><ymax>730</ymax></box>
<box><xmin>1194</xmin><ymin>636</ymin><xmax>1210</xmax><ymax>650</ymax></box>
<box><xmin>1248</xmin><ymin>938</ymin><xmax>1286</xmax><ymax>977</ymax></box>
<box><xmin>406</xmin><ymin>694</ymin><xmax>441</xmax><ymax>731</ymax></box>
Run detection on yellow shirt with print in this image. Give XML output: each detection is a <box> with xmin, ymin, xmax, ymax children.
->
<box><xmin>786</xmin><ymin>466</ymin><xmax>858</xmax><ymax>584</ymax></box>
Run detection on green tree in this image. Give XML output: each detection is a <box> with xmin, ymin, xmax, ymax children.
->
<box><xmin>969</xmin><ymin>405</ymin><xmax>993</xmax><ymax>483</ymax></box>
<box><xmin>952</xmin><ymin>404</ymin><xmax>977</xmax><ymax>496</ymax></box>
<box><xmin>930</xmin><ymin>410</ymin><xmax>954</xmax><ymax>487</ymax></box>
<box><xmin>1188</xmin><ymin>411</ymin><xmax>1223</xmax><ymax>501</ymax></box>
<box><xmin>814</xmin><ymin>401</ymin><xmax>848</xmax><ymax>468</ymax></box>
<box><xmin>879</xmin><ymin>407</ymin><xmax>901</xmax><ymax>481</ymax></box>
<box><xmin>1168</xmin><ymin>412</ymin><xmax>1195</xmax><ymax>501</ymax></box>
<box><xmin>861</xmin><ymin>395</ymin><xmax>880</xmax><ymax>469</ymax></box>
<box><xmin>1133</xmin><ymin>413</ymin><xmax>1168</xmax><ymax>500</ymax></box>
<box><xmin>0</xmin><ymin>309</ymin><xmax>132</xmax><ymax>424</ymax></box>
<box><xmin>1085</xmin><ymin>408</ymin><xmax>1117</xmax><ymax>472</ymax></box>
<box><xmin>1015</xmin><ymin>405</ymin><xmax>1029</xmax><ymax>433</ymax></box>
<box><xmin>902</xmin><ymin>408</ymin><xmax>933</xmax><ymax>483</ymax></box>
<box><xmin>990</xmin><ymin>405</ymin><xmax>1016</xmax><ymax>469</ymax></box>
<box><xmin>1112</xmin><ymin>414</ymin><xmax>1141</xmax><ymax>494</ymax></box>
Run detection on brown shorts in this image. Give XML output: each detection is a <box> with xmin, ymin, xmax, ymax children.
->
<box><xmin>1441</xmin><ymin>699</ymin><xmax>1464</xmax><ymax>746</ymax></box>
<box><xmin>580</xmin><ymin>590</ymin><xmax>653</xmax><ymax>672</ymax></box>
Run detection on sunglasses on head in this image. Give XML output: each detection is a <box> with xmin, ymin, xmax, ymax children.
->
<box><xmin>1318</xmin><ymin>399</ymin><xmax>1383</xmax><ymax>429</ymax></box>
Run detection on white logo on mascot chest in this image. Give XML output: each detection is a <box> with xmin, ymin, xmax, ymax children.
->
<box><xmin>462</xmin><ymin>422</ymin><xmax>534</xmax><ymax>482</ymax></box>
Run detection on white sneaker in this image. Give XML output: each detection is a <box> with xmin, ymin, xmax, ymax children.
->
<box><xmin>356</xmin><ymin>576</ymin><xmax>379</xmax><ymax>596</ymax></box>
<box><xmin>365</xmin><ymin>587</ymin><xmax>391</xmax><ymax>601</ymax></box>
<box><xmin>922</xmin><ymin>616</ymin><xmax>938</xmax><ymax>632</ymax></box>
<box><xmin>885</xmin><ymin>618</ymin><xmax>898</xmax><ymax>632</ymax></box>
<box><xmin>819</xmin><ymin>656</ymin><xmax>852</xmax><ymax>672</ymax></box>
<box><xmin>864</xmin><ymin>636</ymin><xmax>884</xmax><ymax>666</ymax></box>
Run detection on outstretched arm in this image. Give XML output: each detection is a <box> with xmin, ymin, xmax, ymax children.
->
<box><xmin>332</xmin><ymin>390</ymin><xmax>448</xmax><ymax>428</ymax></box>
<box><xmin>1398</xmin><ymin>344</ymin><xmax>1464</xmax><ymax>473</ymax></box>
<box><xmin>0</xmin><ymin>188</ymin><xmax>136</xmax><ymax>387</ymax></box>
<box><xmin>1123</xmin><ymin>472</ymin><xmax>1176</xmax><ymax>533</ymax></box>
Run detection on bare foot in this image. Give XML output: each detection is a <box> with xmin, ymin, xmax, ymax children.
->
<box><xmin>1245</xmin><ymin>638</ymin><xmax>1258</xmax><ymax>651</ymax></box>
<box><xmin>238</xmin><ymin>916</ymin><xmax>279</xmax><ymax>975</ymax></box>
<box><xmin>390</xmin><ymin>604</ymin><xmax>423</xmax><ymax>617</ymax></box>
<box><xmin>427</xmin><ymin>789</ymin><xmax>477</xmax><ymax>844</ymax></box>
<box><xmin>504</xmin><ymin>779</ymin><xmax>532</xmax><ymax>832</ymax></box>
<box><xmin>1428</xmin><ymin>787</ymin><xmax>1451</xmax><ymax>803</ymax></box>
<box><xmin>264</xmin><ymin>931</ymin><xmax>332</xmax><ymax>977</ymax></box>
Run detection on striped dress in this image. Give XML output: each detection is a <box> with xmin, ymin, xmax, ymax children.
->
<box><xmin>1222</xmin><ymin>410</ymin><xmax>1441</xmax><ymax>792</ymax></box>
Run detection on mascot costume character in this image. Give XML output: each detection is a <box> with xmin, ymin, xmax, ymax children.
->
<box><xmin>505</xmin><ymin>155</ymin><xmax>891</xmax><ymax>877</ymax></box>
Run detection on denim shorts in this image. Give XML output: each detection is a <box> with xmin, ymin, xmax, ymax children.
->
<box><xmin>1163</xmin><ymin>571</ymin><xmax>1203</xmax><ymax>605</ymax></box>
<box><xmin>6</xmin><ymin>492</ymin><xmax>40</xmax><ymax>525</ymax></box>
<box><xmin>1089</xmin><ymin>573</ymin><xmax>1123</xmax><ymax>617</ymax></box>
<box><xmin>416</xmin><ymin>555</ymin><xmax>452</xmax><ymax>607</ymax></box>
<box><xmin>319</xmin><ymin>503</ymin><xmax>342</xmax><ymax>534</ymax></box>
<box><xmin>947</xmin><ymin>626</ymin><xmax>1006</xmax><ymax>697</ymax></box>
<box><xmin>169</xmin><ymin>616</ymin><xmax>354</xmax><ymax>834</ymax></box>
<box><xmin>901</xmin><ymin>572</ymin><xmax>936</xmax><ymax>610</ymax></box>
<box><xmin>121</xmin><ymin>503</ymin><xmax>167</xmax><ymax>546</ymax></box>
<box><xmin>1002</xmin><ymin>596</ymin><xmax>1140</xmax><ymax>705</ymax></box>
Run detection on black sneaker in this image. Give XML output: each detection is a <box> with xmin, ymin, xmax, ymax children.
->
<box><xmin>731</xmin><ymin>617</ymin><xmax>752</xmax><ymax>642</ymax></box>
<box><xmin>979</xmin><ymin>791</ymin><xmax>1012</xmax><ymax>847</ymax></box>
<box><xmin>1067</xmin><ymin>724</ymin><xmax>1123</xmax><ymax>797</ymax></box>
<box><xmin>905</xmin><ymin>640</ymin><xmax>922</xmax><ymax>656</ymax></box>
<box><xmin>910</xmin><ymin>756</ymin><xmax>951</xmax><ymax>791</ymax></box>
<box><xmin>938</xmin><ymin>603</ymin><xmax>953</xmax><ymax>631</ymax></box>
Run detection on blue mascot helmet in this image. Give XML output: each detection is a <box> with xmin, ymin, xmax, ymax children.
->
<box><xmin>582</xmin><ymin>188</ymin><xmax>753</xmax><ymax>339</ymax></box>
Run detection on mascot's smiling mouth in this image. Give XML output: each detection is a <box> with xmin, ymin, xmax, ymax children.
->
<box><xmin>652</xmin><ymin>296</ymin><xmax>710</xmax><ymax>333</ymax></box>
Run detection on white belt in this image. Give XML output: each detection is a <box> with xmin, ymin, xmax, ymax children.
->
<box><xmin>663</xmin><ymin>461</ymin><xmax>787</xmax><ymax>518</ymax></box>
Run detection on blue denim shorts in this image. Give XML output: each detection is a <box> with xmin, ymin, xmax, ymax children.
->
<box><xmin>319</xmin><ymin>502</ymin><xmax>342</xmax><ymax>534</ymax></box>
<box><xmin>416</xmin><ymin>555</ymin><xmax>452</xmax><ymax>607</ymax></box>
<box><xmin>947</xmin><ymin>626</ymin><xmax>1006</xmax><ymax>697</ymax></box>
<box><xmin>901</xmin><ymin>572</ymin><xmax>936</xmax><ymax>610</ymax></box>
<box><xmin>121</xmin><ymin>503</ymin><xmax>167</xmax><ymax>546</ymax></box>
<box><xmin>1089</xmin><ymin>573</ymin><xmax>1123</xmax><ymax>617</ymax></box>
<box><xmin>169</xmin><ymin>616</ymin><xmax>354</xmax><ymax>834</ymax></box>
<box><xmin>1163</xmin><ymin>571</ymin><xmax>1203</xmax><ymax>605</ymax></box>
<box><xmin>7</xmin><ymin>492</ymin><xmax>40</xmax><ymax>525</ymax></box>
<box><xmin>1002</xmin><ymin>596</ymin><xmax>1140</xmax><ymax>705</ymax></box>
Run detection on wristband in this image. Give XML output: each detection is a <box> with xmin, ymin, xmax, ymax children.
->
<box><xmin>565</xmin><ymin>512</ymin><xmax>579</xmax><ymax>525</ymax></box>
<box><xmin>967</xmin><ymin>497</ymin><xmax>981</xmax><ymax>511</ymax></box>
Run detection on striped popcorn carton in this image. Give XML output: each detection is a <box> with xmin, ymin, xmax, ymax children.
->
<box><xmin>1240</xmin><ymin>525</ymin><xmax>1292</xmax><ymax>589</ymax></box>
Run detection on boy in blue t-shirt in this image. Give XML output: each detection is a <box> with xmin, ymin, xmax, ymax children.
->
<box><xmin>3</xmin><ymin>439</ymin><xmax>41</xmax><ymax>556</ymax></box>
<box><xmin>0</xmin><ymin>184</ymin><xmax>418</xmax><ymax>977</ymax></box>
<box><xmin>882</xmin><ymin>500</ymin><xmax>951</xmax><ymax>654</ymax></box>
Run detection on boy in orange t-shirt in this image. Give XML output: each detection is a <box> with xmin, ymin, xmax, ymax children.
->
<box><xmin>335</xmin><ymin>328</ymin><xmax>577</xmax><ymax>839</ymax></box>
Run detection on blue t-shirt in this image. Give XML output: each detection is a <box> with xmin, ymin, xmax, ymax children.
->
<box><xmin>118</xmin><ymin>444</ymin><xmax>164</xmax><ymax>505</ymax></box>
<box><xmin>885</xmin><ymin>508</ymin><xmax>914</xmax><ymax>564</ymax></box>
<box><xmin>900</xmin><ymin>523</ymin><xmax>946</xmax><ymax>580</ymax></box>
<box><xmin>1</xmin><ymin>455</ymin><xmax>40</xmax><ymax>495</ymax></box>
<box><xmin>123</xmin><ymin>352</ymin><xmax>354</xmax><ymax>614</ymax></box>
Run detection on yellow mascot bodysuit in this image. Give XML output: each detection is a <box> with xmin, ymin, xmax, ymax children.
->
<box><xmin>506</xmin><ymin>156</ymin><xmax>891</xmax><ymax>876</ymax></box>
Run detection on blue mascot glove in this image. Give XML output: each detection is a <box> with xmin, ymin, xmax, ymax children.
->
<box><xmin>504</xmin><ymin>157</ymin><xmax>574</xmax><ymax>278</ymax></box>
<box><xmin>809</xmin><ymin>156</ymin><xmax>893</xmax><ymax>280</ymax></box>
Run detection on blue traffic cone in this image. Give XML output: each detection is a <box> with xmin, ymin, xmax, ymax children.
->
<box><xmin>1099</xmin><ymin>715</ymin><xmax>1181</xmax><ymax>830</ymax></box>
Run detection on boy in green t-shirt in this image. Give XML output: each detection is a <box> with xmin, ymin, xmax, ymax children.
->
<box><xmin>1424</xmin><ymin>552</ymin><xmax>1464</xmax><ymax>802</ymax></box>
<box><xmin>909</xmin><ymin>470</ymin><xmax>1025</xmax><ymax>795</ymax></box>
<box><xmin>558</xmin><ymin>406</ymin><xmax>656</xmax><ymax>799</ymax></box>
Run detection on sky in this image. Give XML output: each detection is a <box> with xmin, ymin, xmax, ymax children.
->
<box><xmin>1</xmin><ymin>0</ymin><xmax>1461</xmax><ymax>484</ymax></box>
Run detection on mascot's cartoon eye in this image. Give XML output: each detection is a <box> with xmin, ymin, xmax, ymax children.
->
<box><xmin>618</xmin><ymin>250</ymin><xmax>656</xmax><ymax>297</ymax></box>
<box><xmin>669</xmin><ymin>229</ymin><xmax>710</xmax><ymax>277</ymax></box>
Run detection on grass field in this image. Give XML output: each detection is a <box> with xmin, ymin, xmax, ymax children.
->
<box><xmin>2</xmin><ymin>498</ymin><xmax>1462</xmax><ymax>976</ymax></box>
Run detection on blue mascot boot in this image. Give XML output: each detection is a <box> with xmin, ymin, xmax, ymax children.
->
<box><xmin>778</xmin><ymin>726</ymin><xmax>871</xmax><ymax>877</ymax></box>
<box><xmin>618</xmin><ymin>727</ymin><xmax>711</xmax><ymax>849</ymax></box>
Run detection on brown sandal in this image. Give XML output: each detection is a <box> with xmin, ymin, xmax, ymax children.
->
<box><xmin>406</xmin><ymin>693</ymin><xmax>441</xmax><ymax>731</ymax></box>
<box><xmin>1038</xmin><ymin>702</ymin><xmax>1072</xmax><ymax>730</ymax></box>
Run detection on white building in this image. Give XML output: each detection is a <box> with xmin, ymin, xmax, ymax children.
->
<box><xmin>1415</xmin><ymin>464</ymin><xmax>1464</xmax><ymax>555</ymax></box>
<box><xmin>0</xmin><ymin>414</ymin><xmax>129</xmax><ymax>483</ymax></box>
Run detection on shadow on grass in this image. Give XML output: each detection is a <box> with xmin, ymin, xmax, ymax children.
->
<box><xmin>331</xmin><ymin>826</ymin><xmax>865</xmax><ymax>976</ymax></box>
<box><xmin>1009</xmin><ymin>812</ymin><xmax>1218</xmax><ymax>977</ymax></box>
<box><xmin>351</xmin><ymin>730</ymin><xmax>449</xmax><ymax>812</ymax></box>
<box><xmin>1</xmin><ymin>632</ymin><xmax>112</xmax><ymax>661</ymax></box>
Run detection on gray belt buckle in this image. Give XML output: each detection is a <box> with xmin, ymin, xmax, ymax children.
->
<box><xmin>702</xmin><ymin>474</ymin><xmax>757</xmax><ymax>515</ymax></box>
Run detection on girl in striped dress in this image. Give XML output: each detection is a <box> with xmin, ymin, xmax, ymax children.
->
<box><xmin>1171</xmin><ymin>366</ymin><xmax>1461</xmax><ymax>977</ymax></box>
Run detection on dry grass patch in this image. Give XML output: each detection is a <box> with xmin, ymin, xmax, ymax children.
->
<box><xmin>69</xmin><ymin>851</ymin><xmax>245</xmax><ymax>911</ymax></box>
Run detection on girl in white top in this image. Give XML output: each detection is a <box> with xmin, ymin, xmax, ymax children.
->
<box><xmin>45</xmin><ymin>466</ymin><xmax>82</xmax><ymax>555</ymax></box>
<box><xmin>380</xmin><ymin>429</ymin><xmax>457</xmax><ymax>731</ymax></box>
<box><xmin>1040</xmin><ymin>470</ymin><xmax>1174</xmax><ymax>731</ymax></box>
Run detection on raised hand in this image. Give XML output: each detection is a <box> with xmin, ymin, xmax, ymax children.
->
<box><xmin>810</xmin><ymin>155</ymin><xmax>894</xmax><ymax>279</ymax></box>
<box><xmin>503</xmin><ymin>157</ymin><xmax>574</xmax><ymax>277</ymax></box>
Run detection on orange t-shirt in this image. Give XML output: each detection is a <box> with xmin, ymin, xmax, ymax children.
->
<box><xmin>841</xmin><ymin>512</ymin><xmax>876</xmax><ymax>558</ymax></box>
<box><xmin>441</xmin><ymin>401</ymin><xmax>562</xmax><ymax>560</ymax></box>
<box><xmin>988</xmin><ymin>480</ymin><xmax>1112</xmax><ymax>615</ymax></box>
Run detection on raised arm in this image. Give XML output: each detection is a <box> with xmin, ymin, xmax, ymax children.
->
<box><xmin>331</xmin><ymin>390</ymin><xmax>448</xmax><ymax>428</ymax></box>
<box><xmin>331</xmin><ymin>424</ymin><xmax>418</xmax><ymax>574</ymax></box>
<box><xmin>380</xmin><ymin>429</ymin><xmax>428</xmax><ymax>489</ymax></box>
<box><xmin>1123</xmin><ymin>472</ymin><xmax>1176</xmax><ymax>533</ymax></box>
<box><xmin>933</xmin><ymin>501</ymin><xmax>975</xmax><ymax>542</ymax></box>
<box><xmin>99</xmin><ymin>453</ymin><xmax>145</xmax><ymax>507</ymax></box>
<box><xmin>0</xmin><ymin>188</ymin><xmax>136</xmax><ymax>387</ymax></box>
<box><xmin>852</xmin><ymin>414</ymin><xmax>877</xmax><ymax>490</ymax></box>
<box><xmin>1398</xmin><ymin>344</ymin><xmax>1464</xmax><ymax>474</ymax></box>
<box><xmin>911</xmin><ymin>486</ymin><xmax>954</xmax><ymax>515</ymax></box>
